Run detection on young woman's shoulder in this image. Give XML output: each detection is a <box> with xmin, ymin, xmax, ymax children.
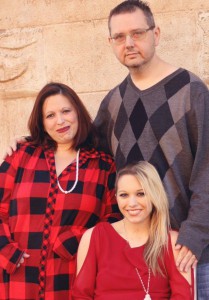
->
<box><xmin>76</xmin><ymin>227</ymin><xmax>95</xmax><ymax>275</ymax></box>
<box><xmin>80</xmin><ymin>222</ymin><xmax>110</xmax><ymax>244</ymax></box>
<box><xmin>78</xmin><ymin>222</ymin><xmax>111</xmax><ymax>265</ymax></box>
<box><xmin>80</xmin><ymin>227</ymin><xmax>94</xmax><ymax>245</ymax></box>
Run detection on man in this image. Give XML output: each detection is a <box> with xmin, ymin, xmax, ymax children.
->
<box><xmin>94</xmin><ymin>1</ymin><xmax>209</xmax><ymax>298</ymax></box>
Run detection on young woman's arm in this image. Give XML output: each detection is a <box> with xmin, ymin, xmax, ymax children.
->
<box><xmin>76</xmin><ymin>227</ymin><xmax>94</xmax><ymax>275</ymax></box>
<box><xmin>72</xmin><ymin>227</ymin><xmax>96</xmax><ymax>300</ymax></box>
<box><xmin>168</xmin><ymin>230</ymin><xmax>194</xmax><ymax>299</ymax></box>
<box><xmin>170</xmin><ymin>230</ymin><xmax>192</xmax><ymax>284</ymax></box>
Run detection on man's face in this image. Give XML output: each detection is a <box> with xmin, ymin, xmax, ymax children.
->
<box><xmin>109</xmin><ymin>9</ymin><xmax>160</xmax><ymax>71</ymax></box>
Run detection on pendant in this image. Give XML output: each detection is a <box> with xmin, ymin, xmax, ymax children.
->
<box><xmin>144</xmin><ymin>294</ymin><xmax>151</xmax><ymax>300</ymax></box>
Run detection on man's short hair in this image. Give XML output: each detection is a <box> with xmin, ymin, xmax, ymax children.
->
<box><xmin>108</xmin><ymin>0</ymin><xmax>155</xmax><ymax>34</ymax></box>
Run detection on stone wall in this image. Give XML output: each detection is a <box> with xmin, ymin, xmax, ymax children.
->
<box><xmin>0</xmin><ymin>0</ymin><xmax>209</xmax><ymax>160</ymax></box>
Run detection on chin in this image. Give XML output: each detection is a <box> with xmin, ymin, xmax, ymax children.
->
<box><xmin>126</xmin><ymin>215</ymin><xmax>143</xmax><ymax>222</ymax></box>
<box><xmin>126</xmin><ymin>62</ymin><xmax>143</xmax><ymax>69</ymax></box>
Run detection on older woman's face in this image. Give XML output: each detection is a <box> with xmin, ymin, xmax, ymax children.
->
<box><xmin>42</xmin><ymin>94</ymin><xmax>78</xmax><ymax>147</ymax></box>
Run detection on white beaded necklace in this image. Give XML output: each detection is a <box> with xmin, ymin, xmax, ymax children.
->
<box><xmin>57</xmin><ymin>149</ymin><xmax>80</xmax><ymax>194</ymax></box>
<box><xmin>123</xmin><ymin>220</ymin><xmax>152</xmax><ymax>300</ymax></box>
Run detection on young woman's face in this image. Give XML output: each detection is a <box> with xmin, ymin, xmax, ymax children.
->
<box><xmin>42</xmin><ymin>94</ymin><xmax>78</xmax><ymax>147</ymax></box>
<box><xmin>116</xmin><ymin>174</ymin><xmax>153</xmax><ymax>225</ymax></box>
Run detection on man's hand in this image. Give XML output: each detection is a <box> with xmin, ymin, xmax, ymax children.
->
<box><xmin>175</xmin><ymin>244</ymin><xmax>198</xmax><ymax>272</ymax></box>
<box><xmin>3</xmin><ymin>136</ymin><xmax>27</xmax><ymax>159</ymax></box>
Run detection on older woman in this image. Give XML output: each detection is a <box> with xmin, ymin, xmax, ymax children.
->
<box><xmin>0</xmin><ymin>82</ymin><xmax>121</xmax><ymax>300</ymax></box>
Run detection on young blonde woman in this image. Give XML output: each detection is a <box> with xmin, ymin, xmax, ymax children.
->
<box><xmin>72</xmin><ymin>161</ymin><xmax>194</xmax><ymax>299</ymax></box>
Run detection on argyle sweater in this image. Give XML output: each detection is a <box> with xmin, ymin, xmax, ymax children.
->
<box><xmin>0</xmin><ymin>144</ymin><xmax>120</xmax><ymax>300</ymax></box>
<box><xmin>94</xmin><ymin>68</ymin><xmax>209</xmax><ymax>264</ymax></box>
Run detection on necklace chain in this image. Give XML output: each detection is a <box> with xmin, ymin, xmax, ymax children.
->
<box><xmin>57</xmin><ymin>149</ymin><xmax>80</xmax><ymax>194</ymax></box>
<box><xmin>135</xmin><ymin>267</ymin><xmax>151</xmax><ymax>299</ymax></box>
<box><xmin>123</xmin><ymin>219</ymin><xmax>152</xmax><ymax>300</ymax></box>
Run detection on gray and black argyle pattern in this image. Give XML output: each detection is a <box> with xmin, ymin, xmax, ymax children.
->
<box><xmin>94</xmin><ymin>68</ymin><xmax>209</xmax><ymax>264</ymax></box>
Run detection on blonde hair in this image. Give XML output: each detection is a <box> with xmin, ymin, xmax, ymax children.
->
<box><xmin>116</xmin><ymin>161</ymin><xmax>170</xmax><ymax>275</ymax></box>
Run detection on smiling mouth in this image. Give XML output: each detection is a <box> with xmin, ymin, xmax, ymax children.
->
<box><xmin>127</xmin><ymin>209</ymin><xmax>142</xmax><ymax>216</ymax></box>
<box><xmin>56</xmin><ymin>126</ymin><xmax>70</xmax><ymax>133</ymax></box>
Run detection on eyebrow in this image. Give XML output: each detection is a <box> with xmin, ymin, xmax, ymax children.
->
<box><xmin>44</xmin><ymin>106</ymin><xmax>72</xmax><ymax>112</ymax></box>
<box><xmin>117</xmin><ymin>188</ymin><xmax>144</xmax><ymax>193</ymax></box>
<box><xmin>112</xmin><ymin>28</ymin><xmax>148</xmax><ymax>35</ymax></box>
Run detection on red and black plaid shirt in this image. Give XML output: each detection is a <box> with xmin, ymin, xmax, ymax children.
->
<box><xmin>0</xmin><ymin>143</ymin><xmax>121</xmax><ymax>300</ymax></box>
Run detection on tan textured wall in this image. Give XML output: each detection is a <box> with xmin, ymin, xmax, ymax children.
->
<box><xmin>0</xmin><ymin>0</ymin><xmax>209</xmax><ymax>160</ymax></box>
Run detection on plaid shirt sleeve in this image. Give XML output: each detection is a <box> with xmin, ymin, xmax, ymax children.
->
<box><xmin>53</xmin><ymin>228</ymin><xmax>86</xmax><ymax>261</ymax></box>
<box><xmin>0</xmin><ymin>151</ymin><xmax>24</xmax><ymax>274</ymax></box>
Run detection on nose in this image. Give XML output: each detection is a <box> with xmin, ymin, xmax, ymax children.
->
<box><xmin>57</xmin><ymin>113</ymin><xmax>64</xmax><ymax>125</ymax></box>
<box><xmin>128</xmin><ymin>195</ymin><xmax>137</xmax><ymax>207</ymax></box>
<box><xmin>125</xmin><ymin>34</ymin><xmax>135</xmax><ymax>47</ymax></box>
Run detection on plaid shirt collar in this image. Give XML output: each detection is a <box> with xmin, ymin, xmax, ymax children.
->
<box><xmin>43</xmin><ymin>146</ymin><xmax>101</xmax><ymax>169</ymax></box>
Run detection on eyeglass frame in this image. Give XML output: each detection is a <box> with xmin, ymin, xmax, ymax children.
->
<box><xmin>109</xmin><ymin>26</ymin><xmax>155</xmax><ymax>45</ymax></box>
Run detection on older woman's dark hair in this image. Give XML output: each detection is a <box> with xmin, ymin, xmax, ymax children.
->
<box><xmin>28</xmin><ymin>82</ymin><xmax>98</xmax><ymax>150</ymax></box>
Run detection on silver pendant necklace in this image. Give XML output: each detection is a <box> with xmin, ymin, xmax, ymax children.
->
<box><xmin>135</xmin><ymin>267</ymin><xmax>151</xmax><ymax>300</ymax></box>
<box><xmin>57</xmin><ymin>149</ymin><xmax>80</xmax><ymax>194</ymax></box>
<box><xmin>123</xmin><ymin>219</ymin><xmax>152</xmax><ymax>300</ymax></box>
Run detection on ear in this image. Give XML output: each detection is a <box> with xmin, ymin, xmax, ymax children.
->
<box><xmin>108</xmin><ymin>36</ymin><xmax>113</xmax><ymax>45</ymax></box>
<box><xmin>153</xmin><ymin>26</ymin><xmax>160</xmax><ymax>47</ymax></box>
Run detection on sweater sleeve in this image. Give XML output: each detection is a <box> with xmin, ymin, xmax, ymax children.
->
<box><xmin>0</xmin><ymin>152</ymin><xmax>24</xmax><ymax>274</ymax></box>
<box><xmin>93</xmin><ymin>94</ymin><xmax>113</xmax><ymax>155</ymax></box>
<box><xmin>71</xmin><ymin>228</ymin><xmax>98</xmax><ymax>299</ymax></box>
<box><xmin>99</xmin><ymin>157</ymin><xmax>121</xmax><ymax>223</ymax></box>
<box><xmin>177</xmin><ymin>82</ymin><xmax>209</xmax><ymax>260</ymax></box>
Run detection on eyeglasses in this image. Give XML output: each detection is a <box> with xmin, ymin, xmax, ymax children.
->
<box><xmin>110</xmin><ymin>26</ymin><xmax>155</xmax><ymax>45</ymax></box>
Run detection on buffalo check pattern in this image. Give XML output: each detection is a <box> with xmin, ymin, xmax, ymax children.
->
<box><xmin>0</xmin><ymin>144</ymin><xmax>120</xmax><ymax>299</ymax></box>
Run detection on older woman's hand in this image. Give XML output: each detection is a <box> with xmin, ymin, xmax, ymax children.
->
<box><xmin>16</xmin><ymin>252</ymin><xmax>30</xmax><ymax>268</ymax></box>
